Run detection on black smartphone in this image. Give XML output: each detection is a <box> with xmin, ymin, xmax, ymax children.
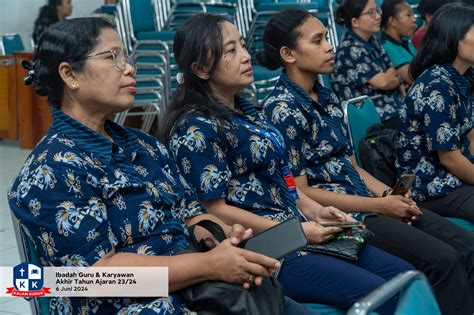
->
<box><xmin>391</xmin><ymin>173</ymin><xmax>416</xmax><ymax>195</ymax></box>
<box><xmin>239</xmin><ymin>217</ymin><xmax>307</xmax><ymax>259</ymax></box>
<box><xmin>320</xmin><ymin>221</ymin><xmax>363</xmax><ymax>228</ymax></box>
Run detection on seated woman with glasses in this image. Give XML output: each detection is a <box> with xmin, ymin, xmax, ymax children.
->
<box><xmin>380</xmin><ymin>0</ymin><xmax>418</xmax><ymax>87</ymax></box>
<box><xmin>332</xmin><ymin>0</ymin><xmax>403</xmax><ymax>129</ymax></box>
<box><xmin>8</xmin><ymin>17</ymin><xmax>288</xmax><ymax>314</ymax></box>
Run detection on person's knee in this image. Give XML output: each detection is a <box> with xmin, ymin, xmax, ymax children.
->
<box><xmin>433</xmin><ymin>245</ymin><xmax>461</xmax><ymax>273</ymax></box>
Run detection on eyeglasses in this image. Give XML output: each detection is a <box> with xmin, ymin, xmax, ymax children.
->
<box><xmin>360</xmin><ymin>7</ymin><xmax>382</xmax><ymax>19</ymax></box>
<box><xmin>75</xmin><ymin>49</ymin><xmax>136</xmax><ymax>75</ymax></box>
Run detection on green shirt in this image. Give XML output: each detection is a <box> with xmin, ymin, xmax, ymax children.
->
<box><xmin>381</xmin><ymin>33</ymin><xmax>416</xmax><ymax>69</ymax></box>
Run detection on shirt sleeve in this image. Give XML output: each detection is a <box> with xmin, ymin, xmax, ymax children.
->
<box><xmin>129</xmin><ymin>128</ymin><xmax>205</xmax><ymax>220</ymax></box>
<box><xmin>346</xmin><ymin>45</ymin><xmax>382</xmax><ymax>86</ymax></box>
<box><xmin>263</xmin><ymin>99</ymin><xmax>310</xmax><ymax>176</ymax></box>
<box><xmin>168</xmin><ymin>117</ymin><xmax>232</xmax><ymax>201</ymax></box>
<box><xmin>382</xmin><ymin>41</ymin><xmax>412</xmax><ymax>69</ymax></box>
<box><xmin>421</xmin><ymin>80</ymin><xmax>462</xmax><ymax>151</ymax></box>
<box><xmin>9</xmin><ymin>156</ymin><xmax>117</xmax><ymax>267</ymax></box>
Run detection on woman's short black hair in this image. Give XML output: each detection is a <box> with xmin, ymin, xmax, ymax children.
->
<box><xmin>160</xmin><ymin>13</ymin><xmax>233</xmax><ymax>143</ymax></box>
<box><xmin>381</xmin><ymin>0</ymin><xmax>406</xmax><ymax>28</ymax></box>
<box><xmin>410</xmin><ymin>2</ymin><xmax>474</xmax><ymax>79</ymax></box>
<box><xmin>335</xmin><ymin>0</ymin><xmax>369</xmax><ymax>29</ymax></box>
<box><xmin>256</xmin><ymin>8</ymin><xmax>313</xmax><ymax>70</ymax></box>
<box><xmin>31</xmin><ymin>17</ymin><xmax>113</xmax><ymax>107</ymax></box>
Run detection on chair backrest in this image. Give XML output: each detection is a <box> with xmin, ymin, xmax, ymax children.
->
<box><xmin>348</xmin><ymin>270</ymin><xmax>441</xmax><ymax>315</ymax></box>
<box><xmin>1</xmin><ymin>33</ymin><xmax>25</xmax><ymax>55</ymax></box>
<box><xmin>342</xmin><ymin>96</ymin><xmax>381</xmax><ymax>165</ymax></box>
<box><xmin>8</xmin><ymin>179</ymin><xmax>51</xmax><ymax>315</ymax></box>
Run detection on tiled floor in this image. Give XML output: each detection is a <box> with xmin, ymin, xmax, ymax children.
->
<box><xmin>0</xmin><ymin>140</ymin><xmax>34</xmax><ymax>314</ymax></box>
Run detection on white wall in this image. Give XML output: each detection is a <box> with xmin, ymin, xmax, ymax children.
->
<box><xmin>0</xmin><ymin>0</ymin><xmax>103</xmax><ymax>51</ymax></box>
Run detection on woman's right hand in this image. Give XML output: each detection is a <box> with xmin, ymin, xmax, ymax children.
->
<box><xmin>207</xmin><ymin>236</ymin><xmax>281</xmax><ymax>289</ymax></box>
<box><xmin>378</xmin><ymin>195</ymin><xmax>422</xmax><ymax>221</ymax></box>
<box><xmin>301</xmin><ymin>221</ymin><xmax>341</xmax><ymax>244</ymax></box>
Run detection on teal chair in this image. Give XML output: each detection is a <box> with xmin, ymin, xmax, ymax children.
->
<box><xmin>306</xmin><ymin>271</ymin><xmax>440</xmax><ymax>315</ymax></box>
<box><xmin>348</xmin><ymin>270</ymin><xmax>441</xmax><ymax>315</ymax></box>
<box><xmin>343</xmin><ymin>96</ymin><xmax>474</xmax><ymax>232</ymax></box>
<box><xmin>342</xmin><ymin>95</ymin><xmax>381</xmax><ymax>166</ymax></box>
<box><xmin>1</xmin><ymin>33</ymin><xmax>25</xmax><ymax>55</ymax></box>
<box><xmin>10</xmin><ymin>215</ymin><xmax>51</xmax><ymax>314</ymax></box>
<box><xmin>446</xmin><ymin>217</ymin><xmax>474</xmax><ymax>232</ymax></box>
<box><xmin>9</xmin><ymin>178</ymin><xmax>50</xmax><ymax>315</ymax></box>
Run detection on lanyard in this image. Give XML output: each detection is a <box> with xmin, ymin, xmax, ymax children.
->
<box><xmin>234</xmin><ymin>116</ymin><xmax>300</xmax><ymax>201</ymax></box>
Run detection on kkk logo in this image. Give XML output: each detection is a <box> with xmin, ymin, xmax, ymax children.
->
<box><xmin>14</xmin><ymin>263</ymin><xmax>43</xmax><ymax>292</ymax></box>
<box><xmin>6</xmin><ymin>263</ymin><xmax>50</xmax><ymax>299</ymax></box>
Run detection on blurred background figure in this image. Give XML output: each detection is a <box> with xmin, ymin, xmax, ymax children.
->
<box><xmin>32</xmin><ymin>0</ymin><xmax>73</xmax><ymax>46</ymax></box>
<box><xmin>412</xmin><ymin>0</ymin><xmax>452</xmax><ymax>50</ymax></box>
<box><xmin>381</xmin><ymin>0</ymin><xmax>417</xmax><ymax>87</ymax></box>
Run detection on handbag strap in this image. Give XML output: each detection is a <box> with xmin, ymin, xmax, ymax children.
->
<box><xmin>188</xmin><ymin>220</ymin><xmax>227</xmax><ymax>252</ymax></box>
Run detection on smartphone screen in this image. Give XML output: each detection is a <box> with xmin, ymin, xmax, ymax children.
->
<box><xmin>320</xmin><ymin>221</ymin><xmax>363</xmax><ymax>228</ymax></box>
<box><xmin>391</xmin><ymin>173</ymin><xmax>416</xmax><ymax>195</ymax></box>
<box><xmin>238</xmin><ymin>217</ymin><xmax>307</xmax><ymax>259</ymax></box>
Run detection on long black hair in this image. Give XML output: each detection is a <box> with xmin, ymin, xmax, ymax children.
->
<box><xmin>160</xmin><ymin>13</ymin><xmax>233</xmax><ymax>144</ymax></box>
<box><xmin>256</xmin><ymin>8</ymin><xmax>313</xmax><ymax>70</ymax></box>
<box><xmin>410</xmin><ymin>3</ymin><xmax>474</xmax><ymax>79</ymax></box>
<box><xmin>31</xmin><ymin>17</ymin><xmax>113</xmax><ymax>107</ymax></box>
<box><xmin>335</xmin><ymin>0</ymin><xmax>369</xmax><ymax>29</ymax></box>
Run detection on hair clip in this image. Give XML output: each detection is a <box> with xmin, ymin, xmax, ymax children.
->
<box><xmin>21</xmin><ymin>59</ymin><xmax>36</xmax><ymax>86</ymax></box>
<box><xmin>176</xmin><ymin>72</ymin><xmax>184</xmax><ymax>84</ymax></box>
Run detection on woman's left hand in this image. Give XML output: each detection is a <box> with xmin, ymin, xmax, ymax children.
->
<box><xmin>315</xmin><ymin>206</ymin><xmax>355</xmax><ymax>223</ymax></box>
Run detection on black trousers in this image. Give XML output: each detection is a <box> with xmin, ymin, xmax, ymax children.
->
<box><xmin>364</xmin><ymin>209</ymin><xmax>474</xmax><ymax>315</ymax></box>
<box><xmin>419</xmin><ymin>184</ymin><xmax>474</xmax><ymax>223</ymax></box>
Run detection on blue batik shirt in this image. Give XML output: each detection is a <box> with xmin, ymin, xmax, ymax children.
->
<box><xmin>332</xmin><ymin>30</ymin><xmax>402</xmax><ymax>122</ymax></box>
<box><xmin>396</xmin><ymin>64</ymin><xmax>473</xmax><ymax>201</ymax></box>
<box><xmin>8</xmin><ymin>108</ymin><xmax>203</xmax><ymax>314</ymax></box>
<box><xmin>262</xmin><ymin>72</ymin><xmax>375</xmax><ymax>221</ymax></box>
<box><xmin>168</xmin><ymin>97</ymin><xmax>299</xmax><ymax>223</ymax></box>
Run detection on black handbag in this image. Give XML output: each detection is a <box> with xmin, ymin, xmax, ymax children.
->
<box><xmin>303</xmin><ymin>227</ymin><xmax>374</xmax><ymax>261</ymax></box>
<box><xmin>178</xmin><ymin>220</ymin><xmax>286</xmax><ymax>315</ymax></box>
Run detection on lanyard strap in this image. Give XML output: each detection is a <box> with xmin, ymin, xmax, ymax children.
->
<box><xmin>234</xmin><ymin>116</ymin><xmax>300</xmax><ymax>201</ymax></box>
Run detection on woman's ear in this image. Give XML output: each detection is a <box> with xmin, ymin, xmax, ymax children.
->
<box><xmin>351</xmin><ymin>17</ymin><xmax>360</xmax><ymax>30</ymax></box>
<box><xmin>58</xmin><ymin>62</ymin><xmax>78</xmax><ymax>90</ymax></box>
<box><xmin>280</xmin><ymin>46</ymin><xmax>296</xmax><ymax>64</ymax></box>
<box><xmin>388</xmin><ymin>16</ymin><xmax>396</xmax><ymax>28</ymax></box>
<box><xmin>191</xmin><ymin>62</ymin><xmax>210</xmax><ymax>80</ymax></box>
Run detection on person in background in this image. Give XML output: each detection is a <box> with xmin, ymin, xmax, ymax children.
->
<box><xmin>32</xmin><ymin>0</ymin><xmax>73</xmax><ymax>46</ymax></box>
<box><xmin>411</xmin><ymin>0</ymin><xmax>453</xmax><ymax>50</ymax></box>
<box><xmin>381</xmin><ymin>0</ymin><xmax>417</xmax><ymax>86</ymax></box>
<box><xmin>10</xmin><ymin>17</ymin><xmax>289</xmax><ymax>314</ymax></box>
<box><xmin>396</xmin><ymin>3</ymin><xmax>474</xmax><ymax>223</ymax></box>
<box><xmin>259</xmin><ymin>7</ymin><xmax>474</xmax><ymax>315</ymax></box>
<box><xmin>332</xmin><ymin>0</ymin><xmax>403</xmax><ymax>129</ymax></box>
<box><xmin>162</xmin><ymin>13</ymin><xmax>414</xmax><ymax>314</ymax></box>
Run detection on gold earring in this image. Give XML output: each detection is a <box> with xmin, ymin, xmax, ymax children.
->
<box><xmin>71</xmin><ymin>81</ymin><xmax>77</xmax><ymax>89</ymax></box>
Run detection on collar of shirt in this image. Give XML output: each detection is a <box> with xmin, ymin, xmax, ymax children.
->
<box><xmin>51</xmin><ymin>108</ymin><xmax>146</xmax><ymax>165</ymax></box>
<box><xmin>278</xmin><ymin>71</ymin><xmax>333</xmax><ymax>111</ymax></box>
<box><xmin>381</xmin><ymin>33</ymin><xmax>414</xmax><ymax>55</ymax></box>
<box><xmin>234</xmin><ymin>95</ymin><xmax>257</xmax><ymax>117</ymax></box>
<box><xmin>347</xmin><ymin>30</ymin><xmax>376</xmax><ymax>53</ymax></box>
<box><xmin>443</xmin><ymin>64</ymin><xmax>471</xmax><ymax>97</ymax></box>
